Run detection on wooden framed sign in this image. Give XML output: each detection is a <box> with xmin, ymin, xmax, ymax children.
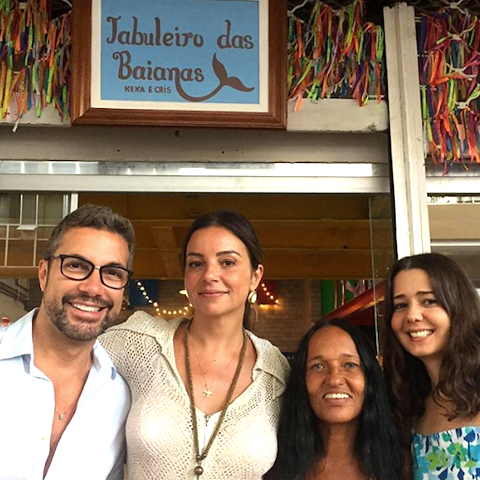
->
<box><xmin>71</xmin><ymin>0</ymin><xmax>286</xmax><ymax>128</ymax></box>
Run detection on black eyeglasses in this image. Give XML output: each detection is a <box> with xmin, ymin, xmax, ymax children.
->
<box><xmin>49</xmin><ymin>254</ymin><xmax>132</xmax><ymax>290</ymax></box>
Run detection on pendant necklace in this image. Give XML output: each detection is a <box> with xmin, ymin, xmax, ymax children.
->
<box><xmin>184</xmin><ymin>320</ymin><xmax>247</xmax><ymax>479</ymax></box>
<box><xmin>54</xmin><ymin>401</ymin><xmax>76</xmax><ymax>421</ymax></box>
<box><xmin>54</xmin><ymin>406</ymin><xmax>67</xmax><ymax>420</ymax></box>
<box><xmin>53</xmin><ymin>363</ymin><xmax>90</xmax><ymax>421</ymax></box>
<box><xmin>191</xmin><ymin>335</ymin><xmax>244</xmax><ymax>398</ymax></box>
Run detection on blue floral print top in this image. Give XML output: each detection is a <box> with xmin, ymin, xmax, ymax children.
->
<box><xmin>413</xmin><ymin>426</ymin><xmax>480</xmax><ymax>479</ymax></box>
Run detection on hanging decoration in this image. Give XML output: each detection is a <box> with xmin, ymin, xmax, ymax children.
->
<box><xmin>258</xmin><ymin>281</ymin><xmax>279</xmax><ymax>305</ymax></box>
<box><xmin>135</xmin><ymin>280</ymin><xmax>192</xmax><ymax>318</ymax></box>
<box><xmin>417</xmin><ymin>4</ymin><xmax>480</xmax><ymax>167</ymax></box>
<box><xmin>287</xmin><ymin>0</ymin><xmax>385</xmax><ymax>109</ymax></box>
<box><xmin>0</xmin><ymin>0</ymin><xmax>71</xmax><ymax>123</ymax></box>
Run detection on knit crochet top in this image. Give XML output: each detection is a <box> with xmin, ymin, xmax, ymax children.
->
<box><xmin>100</xmin><ymin>311</ymin><xmax>290</xmax><ymax>480</ymax></box>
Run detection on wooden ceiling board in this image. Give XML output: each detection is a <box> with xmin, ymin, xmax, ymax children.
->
<box><xmin>81</xmin><ymin>194</ymin><xmax>371</xmax><ymax>221</ymax></box>
<box><xmin>132</xmin><ymin>250</ymin><xmax>168</xmax><ymax>279</ymax></box>
<box><xmin>133</xmin><ymin>219</ymin><xmax>392</xmax><ymax>251</ymax></box>
<box><xmin>160</xmin><ymin>253</ymin><xmax>184</xmax><ymax>279</ymax></box>
<box><xmin>36</xmin><ymin>193</ymin><xmax>395</xmax><ymax>280</ymax></box>
<box><xmin>131</xmin><ymin>225</ymin><xmax>158</xmax><ymax>248</ymax></box>
<box><xmin>262</xmin><ymin>249</ymin><xmax>391</xmax><ymax>279</ymax></box>
<box><xmin>151</xmin><ymin>226</ymin><xmax>183</xmax><ymax>278</ymax></box>
<box><xmin>80</xmin><ymin>194</ymin><xmax>129</xmax><ymax>216</ymax></box>
<box><xmin>0</xmin><ymin>267</ymin><xmax>38</xmax><ymax>279</ymax></box>
<box><xmin>151</xmin><ymin>226</ymin><xmax>180</xmax><ymax>249</ymax></box>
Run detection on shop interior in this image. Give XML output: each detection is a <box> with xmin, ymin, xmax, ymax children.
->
<box><xmin>0</xmin><ymin>191</ymin><xmax>394</xmax><ymax>353</ymax></box>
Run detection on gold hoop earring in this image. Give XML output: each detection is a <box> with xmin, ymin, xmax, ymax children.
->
<box><xmin>248</xmin><ymin>290</ymin><xmax>257</xmax><ymax>304</ymax></box>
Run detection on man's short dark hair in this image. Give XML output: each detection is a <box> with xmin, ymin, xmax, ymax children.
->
<box><xmin>43</xmin><ymin>204</ymin><xmax>135</xmax><ymax>269</ymax></box>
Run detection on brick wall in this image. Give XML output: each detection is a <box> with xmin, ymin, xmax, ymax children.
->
<box><xmin>252</xmin><ymin>280</ymin><xmax>321</xmax><ymax>353</ymax></box>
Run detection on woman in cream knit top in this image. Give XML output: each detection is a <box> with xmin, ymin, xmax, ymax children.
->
<box><xmin>101</xmin><ymin>312</ymin><xmax>289</xmax><ymax>479</ymax></box>
<box><xmin>101</xmin><ymin>210</ymin><xmax>290</xmax><ymax>479</ymax></box>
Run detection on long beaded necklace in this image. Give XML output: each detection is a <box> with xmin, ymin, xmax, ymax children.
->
<box><xmin>184</xmin><ymin>320</ymin><xmax>247</xmax><ymax>479</ymax></box>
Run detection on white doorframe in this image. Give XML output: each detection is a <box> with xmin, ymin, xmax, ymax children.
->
<box><xmin>384</xmin><ymin>3</ymin><xmax>431</xmax><ymax>258</ymax></box>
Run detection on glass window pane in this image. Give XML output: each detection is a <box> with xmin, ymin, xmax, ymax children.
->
<box><xmin>38</xmin><ymin>195</ymin><xmax>65</xmax><ymax>224</ymax></box>
<box><xmin>21</xmin><ymin>195</ymin><xmax>37</xmax><ymax>224</ymax></box>
<box><xmin>0</xmin><ymin>194</ymin><xmax>21</xmax><ymax>224</ymax></box>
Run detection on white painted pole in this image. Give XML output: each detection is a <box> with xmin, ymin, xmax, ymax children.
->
<box><xmin>384</xmin><ymin>3</ymin><xmax>431</xmax><ymax>258</ymax></box>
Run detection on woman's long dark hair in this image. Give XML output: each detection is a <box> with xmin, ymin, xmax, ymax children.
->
<box><xmin>383</xmin><ymin>253</ymin><xmax>480</xmax><ymax>435</ymax></box>
<box><xmin>274</xmin><ymin>318</ymin><xmax>404</xmax><ymax>480</ymax></box>
<box><xmin>182</xmin><ymin>209</ymin><xmax>263</xmax><ymax>329</ymax></box>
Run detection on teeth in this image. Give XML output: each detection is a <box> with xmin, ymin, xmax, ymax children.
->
<box><xmin>324</xmin><ymin>393</ymin><xmax>349</xmax><ymax>399</ymax></box>
<box><xmin>72</xmin><ymin>304</ymin><xmax>101</xmax><ymax>313</ymax></box>
<box><xmin>409</xmin><ymin>330</ymin><xmax>432</xmax><ymax>338</ymax></box>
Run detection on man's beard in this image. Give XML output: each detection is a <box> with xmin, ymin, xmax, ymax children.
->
<box><xmin>44</xmin><ymin>292</ymin><xmax>114</xmax><ymax>341</ymax></box>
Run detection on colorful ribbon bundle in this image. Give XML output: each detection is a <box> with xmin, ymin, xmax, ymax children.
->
<box><xmin>288</xmin><ymin>0</ymin><xmax>385</xmax><ymax>109</ymax></box>
<box><xmin>417</xmin><ymin>6</ymin><xmax>480</xmax><ymax>167</ymax></box>
<box><xmin>0</xmin><ymin>0</ymin><xmax>70</xmax><ymax>123</ymax></box>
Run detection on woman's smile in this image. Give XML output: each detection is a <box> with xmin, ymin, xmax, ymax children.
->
<box><xmin>391</xmin><ymin>268</ymin><xmax>451</xmax><ymax>367</ymax></box>
<box><xmin>306</xmin><ymin>326</ymin><xmax>365</xmax><ymax>426</ymax></box>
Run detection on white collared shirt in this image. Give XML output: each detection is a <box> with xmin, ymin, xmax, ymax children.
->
<box><xmin>0</xmin><ymin>310</ymin><xmax>131</xmax><ymax>480</ymax></box>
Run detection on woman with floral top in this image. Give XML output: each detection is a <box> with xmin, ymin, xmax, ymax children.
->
<box><xmin>384</xmin><ymin>253</ymin><xmax>480</xmax><ymax>479</ymax></box>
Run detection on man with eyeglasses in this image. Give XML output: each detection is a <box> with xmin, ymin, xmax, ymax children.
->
<box><xmin>0</xmin><ymin>204</ymin><xmax>134</xmax><ymax>480</ymax></box>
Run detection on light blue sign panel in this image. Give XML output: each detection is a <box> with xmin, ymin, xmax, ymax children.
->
<box><xmin>100</xmin><ymin>0</ymin><xmax>260</xmax><ymax>104</ymax></box>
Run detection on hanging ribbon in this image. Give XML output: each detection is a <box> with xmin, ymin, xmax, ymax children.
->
<box><xmin>418</xmin><ymin>5</ymin><xmax>480</xmax><ymax>166</ymax></box>
<box><xmin>288</xmin><ymin>0</ymin><xmax>385</xmax><ymax>108</ymax></box>
<box><xmin>0</xmin><ymin>0</ymin><xmax>70</xmax><ymax>123</ymax></box>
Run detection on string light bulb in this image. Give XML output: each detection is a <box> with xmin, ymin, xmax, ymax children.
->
<box><xmin>259</xmin><ymin>282</ymin><xmax>279</xmax><ymax>305</ymax></box>
<box><xmin>135</xmin><ymin>280</ymin><xmax>193</xmax><ymax>317</ymax></box>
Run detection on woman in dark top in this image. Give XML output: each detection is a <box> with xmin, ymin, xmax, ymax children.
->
<box><xmin>269</xmin><ymin>318</ymin><xmax>406</xmax><ymax>480</ymax></box>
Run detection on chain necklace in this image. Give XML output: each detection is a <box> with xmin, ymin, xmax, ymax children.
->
<box><xmin>191</xmin><ymin>335</ymin><xmax>244</xmax><ymax>398</ymax></box>
<box><xmin>54</xmin><ymin>400</ymin><xmax>77</xmax><ymax>421</ymax></box>
<box><xmin>54</xmin><ymin>406</ymin><xmax>68</xmax><ymax>421</ymax></box>
<box><xmin>184</xmin><ymin>320</ymin><xmax>247</xmax><ymax>479</ymax></box>
<box><xmin>53</xmin><ymin>360</ymin><xmax>91</xmax><ymax>421</ymax></box>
